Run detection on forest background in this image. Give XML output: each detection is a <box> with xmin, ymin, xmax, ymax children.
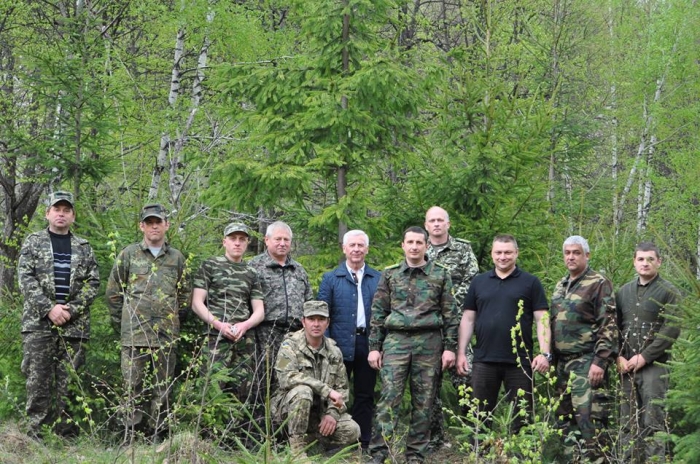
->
<box><xmin>0</xmin><ymin>0</ymin><xmax>699</xmax><ymax>462</ymax></box>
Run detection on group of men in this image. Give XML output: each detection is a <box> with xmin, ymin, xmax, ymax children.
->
<box><xmin>18</xmin><ymin>192</ymin><xmax>680</xmax><ymax>464</ymax></box>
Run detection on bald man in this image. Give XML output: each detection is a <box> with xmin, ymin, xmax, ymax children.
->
<box><xmin>424</xmin><ymin>206</ymin><xmax>478</xmax><ymax>450</ymax></box>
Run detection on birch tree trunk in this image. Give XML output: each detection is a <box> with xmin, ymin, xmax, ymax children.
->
<box><xmin>149</xmin><ymin>28</ymin><xmax>184</xmax><ymax>201</ymax></box>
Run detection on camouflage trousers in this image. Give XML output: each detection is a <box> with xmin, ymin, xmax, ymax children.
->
<box><xmin>620</xmin><ymin>364</ymin><xmax>670</xmax><ymax>463</ymax></box>
<box><xmin>554</xmin><ymin>353</ymin><xmax>612</xmax><ymax>461</ymax></box>
<box><xmin>120</xmin><ymin>344</ymin><xmax>175</xmax><ymax>434</ymax></box>
<box><xmin>370</xmin><ymin>330</ymin><xmax>442</xmax><ymax>463</ymax></box>
<box><xmin>429</xmin><ymin>345</ymin><xmax>472</xmax><ymax>447</ymax></box>
<box><xmin>21</xmin><ymin>331</ymin><xmax>85</xmax><ymax>437</ymax></box>
<box><xmin>276</xmin><ymin>385</ymin><xmax>360</xmax><ymax>448</ymax></box>
<box><xmin>201</xmin><ymin>332</ymin><xmax>257</xmax><ymax>404</ymax></box>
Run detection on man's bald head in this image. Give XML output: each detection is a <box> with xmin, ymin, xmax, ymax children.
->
<box><xmin>425</xmin><ymin>206</ymin><xmax>450</xmax><ymax>245</ymax></box>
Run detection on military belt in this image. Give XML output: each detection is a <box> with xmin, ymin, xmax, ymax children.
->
<box><xmin>388</xmin><ymin>328</ymin><xmax>441</xmax><ymax>334</ymax></box>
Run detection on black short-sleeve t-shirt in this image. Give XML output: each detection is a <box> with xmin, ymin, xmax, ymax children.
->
<box><xmin>464</xmin><ymin>266</ymin><xmax>548</xmax><ymax>365</ymax></box>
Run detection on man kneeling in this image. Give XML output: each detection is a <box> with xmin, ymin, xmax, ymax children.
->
<box><xmin>272</xmin><ymin>301</ymin><xmax>360</xmax><ymax>458</ymax></box>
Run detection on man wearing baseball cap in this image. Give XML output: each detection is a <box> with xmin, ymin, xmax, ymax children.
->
<box><xmin>18</xmin><ymin>190</ymin><xmax>100</xmax><ymax>439</ymax></box>
<box><xmin>191</xmin><ymin>222</ymin><xmax>265</xmax><ymax>434</ymax></box>
<box><xmin>106</xmin><ymin>203</ymin><xmax>189</xmax><ymax>441</ymax></box>
<box><xmin>272</xmin><ymin>300</ymin><xmax>360</xmax><ymax>460</ymax></box>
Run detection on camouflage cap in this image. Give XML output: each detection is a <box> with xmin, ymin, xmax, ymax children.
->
<box><xmin>140</xmin><ymin>203</ymin><xmax>167</xmax><ymax>221</ymax></box>
<box><xmin>303</xmin><ymin>301</ymin><xmax>329</xmax><ymax>318</ymax></box>
<box><xmin>224</xmin><ymin>222</ymin><xmax>249</xmax><ymax>237</ymax></box>
<box><xmin>48</xmin><ymin>191</ymin><xmax>74</xmax><ymax>207</ymax></box>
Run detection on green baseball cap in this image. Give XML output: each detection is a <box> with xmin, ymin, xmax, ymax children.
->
<box><xmin>224</xmin><ymin>222</ymin><xmax>250</xmax><ymax>237</ymax></box>
<box><xmin>303</xmin><ymin>301</ymin><xmax>329</xmax><ymax>318</ymax></box>
<box><xmin>140</xmin><ymin>203</ymin><xmax>167</xmax><ymax>221</ymax></box>
<box><xmin>48</xmin><ymin>191</ymin><xmax>74</xmax><ymax>207</ymax></box>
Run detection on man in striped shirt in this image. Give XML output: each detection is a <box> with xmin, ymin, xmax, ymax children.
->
<box><xmin>18</xmin><ymin>191</ymin><xmax>100</xmax><ymax>439</ymax></box>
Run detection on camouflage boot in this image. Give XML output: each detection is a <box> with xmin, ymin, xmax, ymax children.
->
<box><xmin>289</xmin><ymin>435</ymin><xmax>311</xmax><ymax>462</ymax></box>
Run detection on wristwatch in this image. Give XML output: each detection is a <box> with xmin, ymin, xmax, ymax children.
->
<box><xmin>542</xmin><ymin>352</ymin><xmax>553</xmax><ymax>363</ymax></box>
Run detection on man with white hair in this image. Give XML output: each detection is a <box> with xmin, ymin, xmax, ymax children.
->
<box><xmin>550</xmin><ymin>235</ymin><xmax>618</xmax><ymax>463</ymax></box>
<box><xmin>318</xmin><ymin>229</ymin><xmax>380</xmax><ymax>450</ymax></box>
<box><xmin>249</xmin><ymin>221</ymin><xmax>313</xmax><ymax>393</ymax></box>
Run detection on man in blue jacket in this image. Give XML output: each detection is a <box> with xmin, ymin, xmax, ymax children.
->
<box><xmin>318</xmin><ymin>229</ymin><xmax>380</xmax><ymax>450</ymax></box>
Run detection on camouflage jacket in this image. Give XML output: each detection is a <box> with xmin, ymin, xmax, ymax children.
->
<box><xmin>426</xmin><ymin>235</ymin><xmax>478</xmax><ymax>309</ymax></box>
<box><xmin>616</xmin><ymin>275</ymin><xmax>681</xmax><ymax>364</ymax></box>
<box><xmin>551</xmin><ymin>267</ymin><xmax>618</xmax><ymax>369</ymax></box>
<box><xmin>369</xmin><ymin>259</ymin><xmax>458</xmax><ymax>353</ymax></box>
<box><xmin>272</xmin><ymin>330</ymin><xmax>349</xmax><ymax>421</ymax></box>
<box><xmin>106</xmin><ymin>240</ymin><xmax>189</xmax><ymax>347</ymax></box>
<box><xmin>193</xmin><ymin>256</ymin><xmax>264</xmax><ymax>335</ymax></box>
<box><xmin>18</xmin><ymin>229</ymin><xmax>100</xmax><ymax>338</ymax></box>
<box><xmin>248</xmin><ymin>252</ymin><xmax>313</xmax><ymax>327</ymax></box>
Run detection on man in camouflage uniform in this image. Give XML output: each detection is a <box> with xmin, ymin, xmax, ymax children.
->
<box><xmin>424</xmin><ymin>206</ymin><xmax>478</xmax><ymax>449</ymax></box>
<box><xmin>191</xmin><ymin>223</ymin><xmax>264</xmax><ymax>417</ymax></box>
<box><xmin>18</xmin><ymin>191</ymin><xmax>100</xmax><ymax>438</ymax></box>
<box><xmin>272</xmin><ymin>301</ymin><xmax>360</xmax><ymax>460</ymax></box>
<box><xmin>551</xmin><ymin>235</ymin><xmax>618</xmax><ymax>463</ymax></box>
<box><xmin>106</xmin><ymin>204</ymin><xmax>189</xmax><ymax>439</ymax></box>
<box><xmin>249</xmin><ymin>221</ymin><xmax>312</xmax><ymax>395</ymax></box>
<box><xmin>616</xmin><ymin>242</ymin><xmax>681</xmax><ymax>463</ymax></box>
<box><xmin>368</xmin><ymin>226</ymin><xmax>459</xmax><ymax>464</ymax></box>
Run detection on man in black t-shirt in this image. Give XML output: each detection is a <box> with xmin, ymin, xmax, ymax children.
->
<box><xmin>456</xmin><ymin>234</ymin><xmax>550</xmax><ymax>433</ymax></box>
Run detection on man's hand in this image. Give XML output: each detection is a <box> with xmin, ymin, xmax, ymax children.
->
<box><xmin>456</xmin><ymin>352</ymin><xmax>470</xmax><ymax>376</ymax></box>
<box><xmin>588</xmin><ymin>363</ymin><xmax>605</xmax><ymax>387</ymax></box>
<box><xmin>230</xmin><ymin>321</ymin><xmax>249</xmax><ymax>342</ymax></box>
<box><xmin>48</xmin><ymin>304</ymin><xmax>71</xmax><ymax>326</ymax></box>
<box><xmin>318</xmin><ymin>414</ymin><xmax>337</xmax><ymax>437</ymax></box>
<box><xmin>328</xmin><ymin>389</ymin><xmax>344</xmax><ymax>409</ymax></box>
<box><xmin>442</xmin><ymin>350</ymin><xmax>456</xmax><ymax>370</ymax></box>
<box><xmin>627</xmin><ymin>354</ymin><xmax>647</xmax><ymax>373</ymax></box>
<box><xmin>214</xmin><ymin>321</ymin><xmax>237</xmax><ymax>342</ymax></box>
<box><xmin>531</xmin><ymin>354</ymin><xmax>551</xmax><ymax>374</ymax></box>
<box><xmin>616</xmin><ymin>356</ymin><xmax>629</xmax><ymax>374</ymax></box>
<box><xmin>368</xmin><ymin>350</ymin><xmax>383</xmax><ymax>370</ymax></box>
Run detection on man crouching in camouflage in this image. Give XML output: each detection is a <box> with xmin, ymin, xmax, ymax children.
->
<box><xmin>18</xmin><ymin>191</ymin><xmax>100</xmax><ymax>439</ymax></box>
<box><xmin>272</xmin><ymin>301</ymin><xmax>360</xmax><ymax>461</ymax></box>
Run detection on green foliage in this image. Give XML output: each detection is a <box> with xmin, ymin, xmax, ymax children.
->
<box><xmin>666</xmin><ymin>273</ymin><xmax>700</xmax><ymax>463</ymax></box>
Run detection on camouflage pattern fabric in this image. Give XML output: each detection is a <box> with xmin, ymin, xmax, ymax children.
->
<box><xmin>370</xmin><ymin>331</ymin><xmax>442</xmax><ymax>462</ymax></box>
<box><xmin>249</xmin><ymin>252</ymin><xmax>312</xmax><ymax>408</ymax></box>
<box><xmin>551</xmin><ymin>267</ymin><xmax>618</xmax><ymax>462</ymax></box>
<box><xmin>106</xmin><ymin>240</ymin><xmax>189</xmax><ymax>347</ymax></box>
<box><xmin>426</xmin><ymin>235</ymin><xmax>478</xmax><ymax>447</ymax></box>
<box><xmin>18</xmin><ymin>229</ymin><xmax>100</xmax><ymax>338</ymax></box>
<box><xmin>551</xmin><ymin>267</ymin><xmax>618</xmax><ymax>369</ymax></box>
<box><xmin>200</xmin><ymin>332</ymin><xmax>257</xmax><ymax>405</ymax></box>
<box><xmin>121</xmin><ymin>344</ymin><xmax>176</xmax><ymax>433</ymax></box>
<box><xmin>21</xmin><ymin>332</ymin><xmax>85</xmax><ymax>436</ymax></box>
<box><xmin>425</xmin><ymin>236</ymin><xmax>478</xmax><ymax>310</ymax></box>
<box><xmin>247</xmin><ymin>252</ymin><xmax>313</xmax><ymax>327</ymax></box>
<box><xmin>553</xmin><ymin>353</ymin><xmax>613</xmax><ymax>462</ymax></box>
<box><xmin>271</xmin><ymin>330</ymin><xmax>359</xmax><ymax>447</ymax></box>
<box><xmin>369</xmin><ymin>260</ymin><xmax>457</xmax><ymax>463</ymax></box>
<box><xmin>192</xmin><ymin>256</ymin><xmax>263</xmax><ymax>334</ymax></box>
<box><xmin>18</xmin><ymin>228</ymin><xmax>99</xmax><ymax>436</ymax></box>
<box><xmin>368</xmin><ymin>260</ymin><xmax>458</xmax><ymax>353</ymax></box>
